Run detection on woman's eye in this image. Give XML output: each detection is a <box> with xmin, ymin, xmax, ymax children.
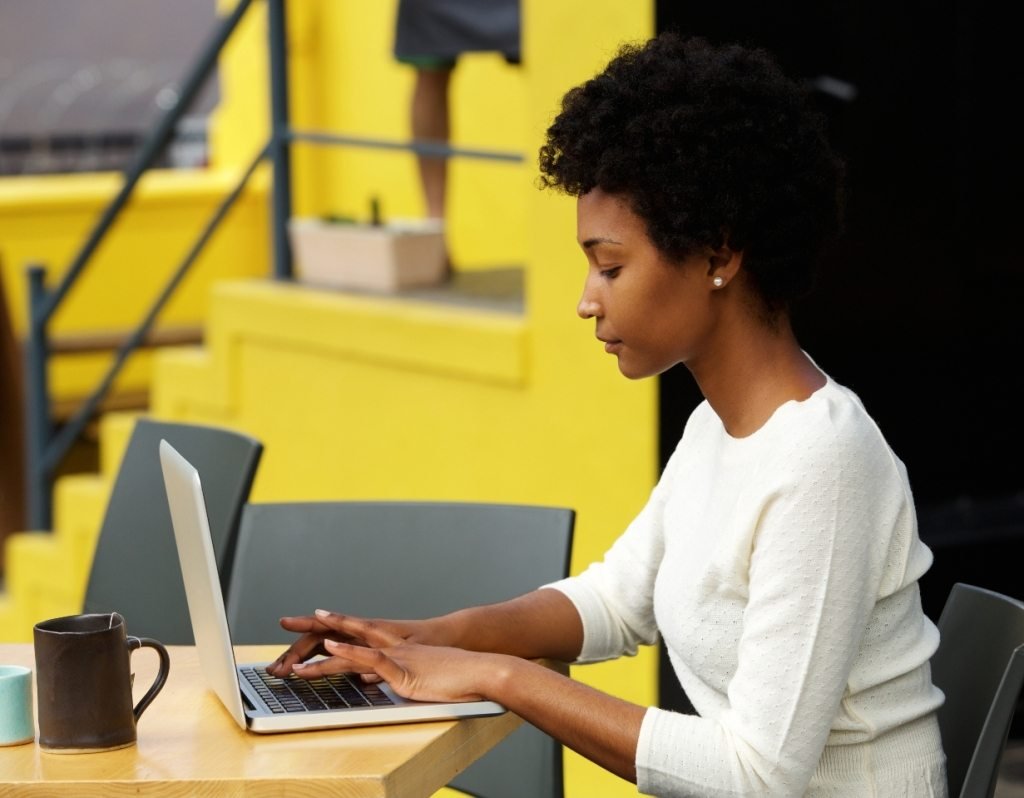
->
<box><xmin>599</xmin><ymin>266</ymin><xmax>622</xmax><ymax>280</ymax></box>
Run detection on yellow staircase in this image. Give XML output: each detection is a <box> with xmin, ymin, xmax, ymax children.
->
<box><xmin>0</xmin><ymin>412</ymin><xmax>140</xmax><ymax>641</ymax></box>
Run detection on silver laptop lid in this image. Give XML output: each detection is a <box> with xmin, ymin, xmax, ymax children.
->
<box><xmin>159</xmin><ymin>439</ymin><xmax>250</xmax><ymax>730</ymax></box>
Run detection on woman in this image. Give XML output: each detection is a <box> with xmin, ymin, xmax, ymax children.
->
<box><xmin>269</xmin><ymin>33</ymin><xmax>948</xmax><ymax>796</ymax></box>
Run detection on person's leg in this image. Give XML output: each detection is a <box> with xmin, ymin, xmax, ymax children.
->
<box><xmin>411</xmin><ymin>66</ymin><xmax>452</xmax><ymax>222</ymax></box>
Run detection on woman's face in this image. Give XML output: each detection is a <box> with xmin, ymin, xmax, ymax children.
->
<box><xmin>576</xmin><ymin>188</ymin><xmax>722</xmax><ymax>379</ymax></box>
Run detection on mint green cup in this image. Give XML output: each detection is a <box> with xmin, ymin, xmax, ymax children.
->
<box><xmin>0</xmin><ymin>665</ymin><xmax>34</xmax><ymax>746</ymax></box>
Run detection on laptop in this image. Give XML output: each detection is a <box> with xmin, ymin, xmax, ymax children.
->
<box><xmin>158</xmin><ymin>438</ymin><xmax>506</xmax><ymax>733</ymax></box>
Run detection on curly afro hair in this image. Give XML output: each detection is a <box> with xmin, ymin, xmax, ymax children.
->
<box><xmin>539</xmin><ymin>33</ymin><xmax>844</xmax><ymax>317</ymax></box>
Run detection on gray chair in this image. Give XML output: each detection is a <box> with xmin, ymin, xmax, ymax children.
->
<box><xmin>930</xmin><ymin>582</ymin><xmax>1024</xmax><ymax>798</ymax></box>
<box><xmin>226</xmin><ymin>500</ymin><xmax>575</xmax><ymax>798</ymax></box>
<box><xmin>82</xmin><ymin>417</ymin><xmax>262</xmax><ymax>644</ymax></box>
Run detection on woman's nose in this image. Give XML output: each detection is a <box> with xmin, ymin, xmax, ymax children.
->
<box><xmin>577</xmin><ymin>277</ymin><xmax>601</xmax><ymax>319</ymax></box>
<box><xmin>577</xmin><ymin>294</ymin><xmax>600</xmax><ymax>319</ymax></box>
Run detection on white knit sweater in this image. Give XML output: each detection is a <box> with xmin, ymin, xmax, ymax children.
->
<box><xmin>549</xmin><ymin>378</ymin><xmax>948</xmax><ymax>796</ymax></box>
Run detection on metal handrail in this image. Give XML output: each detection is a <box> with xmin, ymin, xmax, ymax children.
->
<box><xmin>267</xmin><ymin>0</ymin><xmax>292</xmax><ymax>280</ymax></box>
<box><xmin>22</xmin><ymin>0</ymin><xmax>525</xmax><ymax>529</ymax></box>
<box><xmin>34</xmin><ymin>142</ymin><xmax>270</xmax><ymax>479</ymax></box>
<box><xmin>289</xmin><ymin>129</ymin><xmax>525</xmax><ymax>163</ymax></box>
<box><xmin>24</xmin><ymin>0</ymin><xmax>258</xmax><ymax>528</ymax></box>
<box><xmin>35</xmin><ymin>0</ymin><xmax>257</xmax><ymax>324</ymax></box>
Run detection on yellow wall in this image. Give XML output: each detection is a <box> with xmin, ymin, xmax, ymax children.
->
<box><xmin>520</xmin><ymin>5</ymin><xmax>656</xmax><ymax>790</ymax></box>
<box><xmin>0</xmin><ymin>169</ymin><xmax>269</xmax><ymax>401</ymax></box>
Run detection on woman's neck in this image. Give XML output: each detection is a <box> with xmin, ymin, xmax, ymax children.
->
<box><xmin>690</xmin><ymin>318</ymin><xmax>825</xmax><ymax>439</ymax></box>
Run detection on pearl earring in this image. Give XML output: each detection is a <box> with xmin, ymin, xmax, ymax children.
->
<box><xmin>712</xmin><ymin>276</ymin><xmax>724</xmax><ymax>288</ymax></box>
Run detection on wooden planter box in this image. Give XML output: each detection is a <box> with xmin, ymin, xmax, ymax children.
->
<box><xmin>289</xmin><ymin>217</ymin><xmax>446</xmax><ymax>292</ymax></box>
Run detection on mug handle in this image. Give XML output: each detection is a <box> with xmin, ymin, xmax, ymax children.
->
<box><xmin>127</xmin><ymin>637</ymin><xmax>171</xmax><ymax>722</ymax></box>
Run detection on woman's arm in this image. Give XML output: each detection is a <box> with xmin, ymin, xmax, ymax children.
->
<box><xmin>267</xmin><ymin>587</ymin><xmax>584</xmax><ymax>676</ymax></box>
<box><xmin>435</xmin><ymin>587</ymin><xmax>585</xmax><ymax>660</ymax></box>
<box><xmin>488</xmin><ymin>654</ymin><xmax>646</xmax><ymax>783</ymax></box>
<box><xmin>292</xmin><ymin>610</ymin><xmax>647</xmax><ymax>784</ymax></box>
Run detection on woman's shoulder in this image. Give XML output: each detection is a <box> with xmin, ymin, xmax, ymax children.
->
<box><xmin>667</xmin><ymin>378</ymin><xmax>905</xmax><ymax>475</ymax></box>
<box><xmin>798</xmin><ymin>378</ymin><xmax>882</xmax><ymax>440</ymax></box>
<box><xmin>773</xmin><ymin>377</ymin><xmax>906</xmax><ymax>476</ymax></box>
<box><xmin>680</xmin><ymin>380</ymin><xmax>885</xmax><ymax>449</ymax></box>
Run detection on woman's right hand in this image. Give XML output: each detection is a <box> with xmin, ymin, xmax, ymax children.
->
<box><xmin>265</xmin><ymin>613</ymin><xmax>443</xmax><ymax>677</ymax></box>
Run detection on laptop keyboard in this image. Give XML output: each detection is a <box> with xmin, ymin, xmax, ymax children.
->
<box><xmin>241</xmin><ymin>666</ymin><xmax>394</xmax><ymax>713</ymax></box>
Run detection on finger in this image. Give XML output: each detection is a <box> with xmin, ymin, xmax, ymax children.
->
<box><xmin>278</xmin><ymin>617</ymin><xmax>368</xmax><ymax>650</ymax></box>
<box><xmin>323</xmin><ymin>639</ymin><xmax>406</xmax><ymax>684</ymax></box>
<box><xmin>266</xmin><ymin>633</ymin><xmax>328</xmax><ymax>676</ymax></box>
<box><xmin>315</xmin><ymin>610</ymin><xmax>405</xmax><ymax>648</ymax></box>
<box><xmin>290</xmin><ymin>651</ymin><xmax>379</xmax><ymax>680</ymax></box>
<box><xmin>278</xmin><ymin>615</ymin><xmax>335</xmax><ymax>634</ymax></box>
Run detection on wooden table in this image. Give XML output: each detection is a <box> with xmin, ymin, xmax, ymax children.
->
<box><xmin>0</xmin><ymin>643</ymin><xmax>523</xmax><ymax>797</ymax></box>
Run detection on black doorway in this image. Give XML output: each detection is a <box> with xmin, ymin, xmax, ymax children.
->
<box><xmin>654</xmin><ymin>0</ymin><xmax>1024</xmax><ymax>725</ymax></box>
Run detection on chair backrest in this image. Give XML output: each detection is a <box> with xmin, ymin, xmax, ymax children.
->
<box><xmin>930</xmin><ymin>582</ymin><xmax>1024</xmax><ymax>798</ymax></box>
<box><xmin>226</xmin><ymin>500</ymin><xmax>575</xmax><ymax>798</ymax></box>
<box><xmin>82</xmin><ymin>417</ymin><xmax>262</xmax><ymax>644</ymax></box>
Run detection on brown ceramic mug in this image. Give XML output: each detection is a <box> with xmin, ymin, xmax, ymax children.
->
<box><xmin>33</xmin><ymin>612</ymin><xmax>170</xmax><ymax>753</ymax></box>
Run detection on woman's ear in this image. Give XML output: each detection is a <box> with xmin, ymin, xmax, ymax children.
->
<box><xmin>707</xmin><ymin>245</ymin><xmax>743</xmax><ymax>289</ymax></box>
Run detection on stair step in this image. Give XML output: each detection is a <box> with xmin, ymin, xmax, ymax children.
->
<box><xmin>52</xmin><ymin>474</ymin><xmax>110</xmax><ymax>565</ymax></box>
<box><xmin>44</xmin><ymin>329</ymin><xmax>199</xmax><ymax>427</ymax></box>
<box><xmin>0</xmin><ymin>594</ymin><xmax>27</xmax><ymax>643</ymax></box>
<box><xmin>97</xmin><ymin>412</ymin><xmax>142</xmax><ymax>480</ymax></box>
<box><xmin>49</xmin><ymin>324</ymin><xmax>203</xmax><ymax>355</ymax></box>
<box><xmin>51</xmin><ymin>390</ymin><xmax>150</xmax><ymax>427</ymax></box>
<box><xmin>4</xmin><ymin>534</ymin><xmax>83</xmax><ymax>632</ymax></box>
<box><xmin>0</xmin><ymin>415</ymin><xmax>135</xmax><ymax>643</ymax></box>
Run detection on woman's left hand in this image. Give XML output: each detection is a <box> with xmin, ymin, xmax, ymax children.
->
<box><xmin>290</xmin><ymin>609</ymin><xmax>505</xmax><ymax>704</ymax></box>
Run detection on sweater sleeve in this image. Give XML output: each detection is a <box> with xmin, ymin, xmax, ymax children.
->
<box><xmin>636</xmin><ymin>410</ymin><xmax>909</xmax><ymax>796</ymax></box>
<box><xmin>544</xmin><ymin>419</ymin><xmax>693</xmax><ymax>662</ymax></box>
<box><xmin>546</xmin><ymin>488</ymin><xmax>665</xmax><ymax>662</ymax></box>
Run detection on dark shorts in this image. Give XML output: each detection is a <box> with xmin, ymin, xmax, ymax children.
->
<box><xmin>394</xmin><ymin>0</ymin><xmax>521</xmax><ymax>65</ymax></box>
<box><xmin>396</xmin><ymin>54</ymin><xmax>458</xmax><ymax>71</ymax></box>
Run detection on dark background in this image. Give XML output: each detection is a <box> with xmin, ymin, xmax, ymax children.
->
<box><xmin>654</xmin><ymin>1</ymin><xmax>1024</xmax><ymax>728</ymax></box>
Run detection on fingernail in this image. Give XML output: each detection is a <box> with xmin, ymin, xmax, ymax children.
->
<box><xmin>293</xmin><ymin>662</ymin><xmax>306</xmax><ymax>670</ymax></box>
<box><xmin>315</xmin><ymin>609</ymin><xmax>330</xmax><ymax>618</ymax></box>
<box><xmin>324</xmin><ymin>638</ymin><xmax>340</xmax><ymax>648</ymax></box>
